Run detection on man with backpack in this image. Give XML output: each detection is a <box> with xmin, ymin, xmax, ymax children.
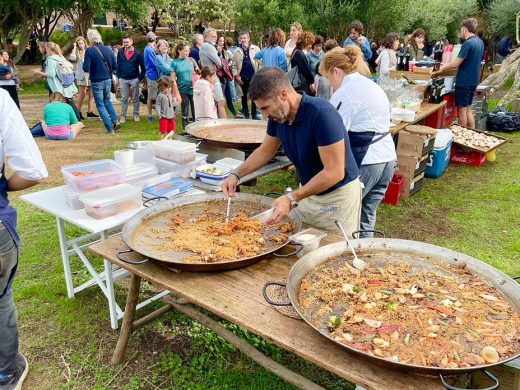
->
<box><xmin>83</xmin><ymin>29</ymin><xmax>120</xmax><ymax>134</ymax></box>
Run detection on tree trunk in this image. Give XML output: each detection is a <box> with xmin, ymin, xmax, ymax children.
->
<box><xmin>498</xmin><ymin>58</ymin><xmax>520</xmax><ymax>106</ymax></box>
<box><xmin>62</xmin><ymin>10</ymin><xmax>94</xmax><ymax>55</ymax></box>
<box><xmin>13</xmin><ymin>24</ymin><xmax>33</xmax><ymax>64</ymax></box>
<box><xmin>480</xmin><ymin>49</ymin><xmax>520</xmax><ymax>89</ymax></box>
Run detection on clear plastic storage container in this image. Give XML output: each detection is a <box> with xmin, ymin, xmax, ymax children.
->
<box><xmin>291</xmin><ymin>228</ymin><xmax>327</xmax><ymax>257</ymax></box>
<box><xmin>63</xmin><ymin>186</ymin><xmax>84</xmax><ymax>210</ymax></box>
<box><xmin>61</xmin><ymin>159</ymin><xmax>125</xmax><ymax>192</ymax></box>
<box><xmin>79</xmin><ymin>183</ymin><xmax>141</xmax><ymax>219</ymax></box>
<box><xmin>155</xmin><ymin>153</ymin><xmax>207</xmax><ymax>177</ymax></box>
<box><xmin>153</xmin><ymin>140</ymin><xmax>196</xmax><ymax>163</ymax></box>
<box><xmin>124</xmin><ymin>163</ymin><xmax>158</xmax><ymax>185</ymax></box>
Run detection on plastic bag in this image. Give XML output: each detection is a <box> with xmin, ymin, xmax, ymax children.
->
<box><xmin>486</xmin><ymin>107</ymin><xmax>520</xmax><ymax>133</ymax></box>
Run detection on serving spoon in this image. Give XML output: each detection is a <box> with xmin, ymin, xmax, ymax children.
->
<box><xmin>334</xmin><ymin>220</ymin><xmax>367</xmax><ymax>271</ymax></box>
<box><xmin>225</xmin><ymin>197</ymin><xmax>232</xmax><ymax>222</ymax></box>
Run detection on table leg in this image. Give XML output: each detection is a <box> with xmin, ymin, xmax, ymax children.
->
<box><xmin>101</xmin><ymin>230</ymin><xmax>119</xmax><ymax>330</ymax></box>
<box><xmin>56</xmin><ymin>216</ymin><xmax>75</xmax><ymax>298</ymax></box>
<box><xmin>111</xmin><ymin>273</ymin><xmax>141</xmax><ymax>365</ymax></box>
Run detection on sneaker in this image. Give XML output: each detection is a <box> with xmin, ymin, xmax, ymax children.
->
<box><xmin>106</xmin><ymin>130</ymin><xmax>115</xmax><ymax>135</ymax></box>
<box><xmin>233</xmin><ymin>113</ymin><xmax>244</xmax><ymax>119</ymax></box>
<box><xmin>133</xmin><ymin>115</ymin><xmax>140</xmax><ymax>122</ymax></box>
<box><xmin>0</xmin><ymin>352</ymin><xmax>29</xmax><ymax>390</ymax></box>
<box><xmin>113</xmin><ymin>122</ymin><xmax>121</xmax><ymax>131</ymax></box>
<box><xmin>119</xmin><ymin>115</ymin><xmax>126</xmax><ymax>123</ymax></box>
<box><xmin>79</xmin><ymin>112</ymin><xmax>85</xmax><ymax>120</ymax></box>
<box><xmin>147</xmin><ymin>115</ymin><xmax>154</xmax><ymax>123</ymax></box>
<box><xmin>87</xmin><ymin>112</ymin><xmax>99</xmax><ymax>118</ymax></box>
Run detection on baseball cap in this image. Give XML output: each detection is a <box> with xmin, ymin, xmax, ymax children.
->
<box><xmin>146</xmin><ymin>32</ymin><xmax>157</xmax><ymax>41</ymax></box>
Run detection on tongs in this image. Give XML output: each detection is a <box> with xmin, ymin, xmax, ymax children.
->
<box><xmin>334</xmin><ymin>220</ymin><xmax>367</xmax><ymax>271</ymax></box>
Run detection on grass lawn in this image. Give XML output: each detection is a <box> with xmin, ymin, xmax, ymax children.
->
<box><xmin>11</xmin><ymin>82</ymin><xmax>520</xmax><ymax>389</ymax></box>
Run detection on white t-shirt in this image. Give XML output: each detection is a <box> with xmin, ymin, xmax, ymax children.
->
<box><xmin>329</xmin><ymin>72</ymin><xmax>396</xmax><ymax>165</ymax></box>
<box><xmin>0</xmin><ymin>88</ymin><xmax>48</xmax><ymax>180</ymax></box>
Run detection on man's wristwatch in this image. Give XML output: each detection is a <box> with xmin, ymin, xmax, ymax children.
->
<box><xmin>285</xmin><ymin>192</ymin><xmax>298</xmax><ymax>209</ymax></box>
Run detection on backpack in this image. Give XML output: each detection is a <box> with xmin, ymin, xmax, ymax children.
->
<box><xmin>51</xmin><ymin>57</ymin><xmax>76</xmax><ymax>87</ymax></box>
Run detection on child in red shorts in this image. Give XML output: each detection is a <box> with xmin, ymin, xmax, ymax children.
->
<box><xmin>155</xmin><ymin>76</ymin><xmax>178</xmax><ymax>139</ymax></box>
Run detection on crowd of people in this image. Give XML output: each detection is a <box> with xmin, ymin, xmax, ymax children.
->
<box><xmin>0</xmin><ymin>14</ymin><xmax>499</xmax><ymax>389</ymax></box>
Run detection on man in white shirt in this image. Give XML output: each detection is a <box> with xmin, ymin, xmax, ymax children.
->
<box><xmin>0</xmin><ymin>88</ymin><xmax>47</xmax><ymax>389</ymax></box>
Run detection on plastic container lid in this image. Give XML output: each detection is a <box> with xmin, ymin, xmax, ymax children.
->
<box><xmin>154</xmin><ymin>140</ymin><xmax>196</xmax><ymax>152</ymax></box>
<box><xmin>79</xmin><ymin>183</ymin><xmax>141</xmax><ymax>208</ymax></box>
<box><xmin>433</xmin><ymin>129</ymin><xmax>453</xmax><ymax>150</ymax></box>
<box><xmin>214</xmin><ymin>158</ymin><xmax>243</xmax><ymax>171</ymax></box>
<box><xmin>125</xmin><ymin>163</ymin><xmax>158</xmax><ymax>180</ymax></box>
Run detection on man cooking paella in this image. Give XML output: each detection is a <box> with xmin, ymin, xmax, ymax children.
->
<box><xmin>221</xmin><ymin>67</ymin><xmax>361</xmax><ymax>236</ymax></box>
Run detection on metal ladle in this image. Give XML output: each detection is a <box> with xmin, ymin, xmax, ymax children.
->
<box><xmin>334</xmin><ymin>220</ymin><xmax>367</xmax><ymax>271</ymax></box>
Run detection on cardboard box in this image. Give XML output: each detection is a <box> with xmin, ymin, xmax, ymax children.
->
<box><xmin>471</xmin><ymin>358</ymin><xmax>520</xmax><ymax>390</ymax></box>
<box><xmin>397</xmin><ymin>125</ymin><xmax>437</xmax><ymax>158</ymax></box>
<box><xmin>400</xmin><ymin>172</ymin><xmax>425</xmax><ymax>197</ymax></box>
<box><xmin>396</xmin><ymin>154</ymin><xmax>428</xmax><ymax>178</ymax></box>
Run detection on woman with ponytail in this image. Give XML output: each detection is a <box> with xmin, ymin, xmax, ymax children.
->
<box><xmin>320</xmin><ymin>45</ymin><xmax>396</xmax><ymax>238</ymax></box>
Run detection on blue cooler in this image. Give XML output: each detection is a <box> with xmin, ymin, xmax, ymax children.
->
<box><xmin>425</xmin><ymin>129</ymin><xmax>453</xmax><ymax>178</ymax></box>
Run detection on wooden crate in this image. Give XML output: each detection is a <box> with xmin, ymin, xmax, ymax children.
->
<box><xmin>449</xmin><ymin>124</ymin><xmax>510</xmax><ymax>153</ymax></box>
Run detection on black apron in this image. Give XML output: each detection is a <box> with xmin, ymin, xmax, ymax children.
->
<box><xmin>336</xmin><ymin>101</ymin><xmax>389</xmax><ymax>168</ymax></box>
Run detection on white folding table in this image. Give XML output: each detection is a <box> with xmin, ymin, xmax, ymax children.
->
<box><xmin>21</xmin><ymin>186</ymin><xmax>203</xmax><ymax>329</ymax></box>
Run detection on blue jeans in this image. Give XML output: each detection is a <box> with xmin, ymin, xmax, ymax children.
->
<box><xmin>359</xmin><ymin>160</ymin><xmax>396</xmax><ymax>237</ymax></box>
<box><xmin>0</xmin><ymin>224</ymin><xmax>19</xmax><ymax>379</ymax></box>
<box><xmin>91</xmin><ymin>79</ymin><xmax>117</xmax><ymax>132</ymax></box>
<box><xmin>220</xmin><ymin>78</ymin><xmax>237</xmax><ymax>116</ymax></box>
<box><xmin>229</xmin><ymin>80</ymin><xmax>238</xmax><ymax>101</ymax></box>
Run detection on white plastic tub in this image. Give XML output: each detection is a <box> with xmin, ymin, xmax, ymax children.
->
<box><xmin>291</xmin><ymin>228</ymin><xmax>327</xmax><ymax>257</ymax></box>
<box><xmin>153</xmin><ymin>140</ymin><xmax>196</xmax><ymax>163</ymax></box>
<box><xmin>124</xmin><ymin>163</ymin><xmax>158</xmax><ymax>185</ymax></box>
<box><xmin>155</xmin><ymin>153</ymin><xmax>207</xmax><ymax>177</ymax></box>
<box><xmin>79</xmin><ymin>183</ymin><xmax>141</xmax><ymax>219</ymax></box>
<box><xmin>63</xmin><ymin>186</ymin><xmax>84</xmax><ymax>210</ymax></box>
<box><xmin>61</xmin><ymin>159</ymin><xmax>125</xmax><ymax>192</ymax></box>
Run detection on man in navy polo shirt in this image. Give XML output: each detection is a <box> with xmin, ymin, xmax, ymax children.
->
<box><xmin>440</xmin><ymin>18</ymin><xmax>484</xmax><ymax>128</ymax></box>
<box><xmin>221</xmin><ymin>67</ymin><xmax>361</xmax><ymax>236</ymax></box>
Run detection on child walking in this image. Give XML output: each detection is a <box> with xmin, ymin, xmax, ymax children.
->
<box><xmin>155</xmin><ymin>76</ymin><xmax>178</xmax><ymax>139</ymax></box>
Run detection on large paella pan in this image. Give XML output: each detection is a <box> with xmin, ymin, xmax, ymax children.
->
<box><xmin>119</xmin><ymin>193</ymin><xmax>301</xmax><ymax>271</ymax></box>
<box><xmin>184</xmin><ymin>119</ymin><xmax>267</xmax><ymax>150</ymax></box>
<box><xmin>264</xmin><ymin>238</ymin><xmax>520</xmax><ymax>388</ymax></box>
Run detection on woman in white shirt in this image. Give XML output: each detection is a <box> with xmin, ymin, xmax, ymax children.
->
<box><xmin>320</xmin><ymin>45</ymin><xmax>396</xmax><ymax>237</ymax></box>
<box><xmin>284</xmin><ymin>22</ymin><xmax>303</xmax><ymax>60</ymax></box>
<box><xmin>375</xmin><ymin>33</ymin><xmax>400</xmax><ymax>76</ymax></box>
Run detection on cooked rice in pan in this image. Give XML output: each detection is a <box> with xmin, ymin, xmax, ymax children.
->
<box><xmin>299</xmin><ymin>257</ymin><xmax>520</xmax><ymax>368</ymax></box>
<box><xmin>141</xmin><ymin>209</ymin><xmax>292</xmax><ymax>262</ymax></box>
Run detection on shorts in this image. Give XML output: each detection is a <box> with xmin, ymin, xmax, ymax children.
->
<box><xmin>45</xmin><ymin>125</ymin><xmax>74</xmax><ymax>140</ymax></box>
<box><xmin>147</xmin><ymin>78</ymin><xmax>158</xmax><ymax>101</ymax></box>
<box><xmin>455</xmin><ymin>86</ymin><xmax>476</xmax><ymax>108</ymax></box>
<box><xmin>158</xmin><ymin>117</ymin><xmax>175</xmax><ymax>133</ymax></box>
<box><xmin>77</xmin><ymin>73</ymin><xmax>90</xmax><ymax>87</ymax></box>
<box><xmin>213</xmin><ymin>76</ymin><xmax>224</xmax><ymax>102</ymax></box>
